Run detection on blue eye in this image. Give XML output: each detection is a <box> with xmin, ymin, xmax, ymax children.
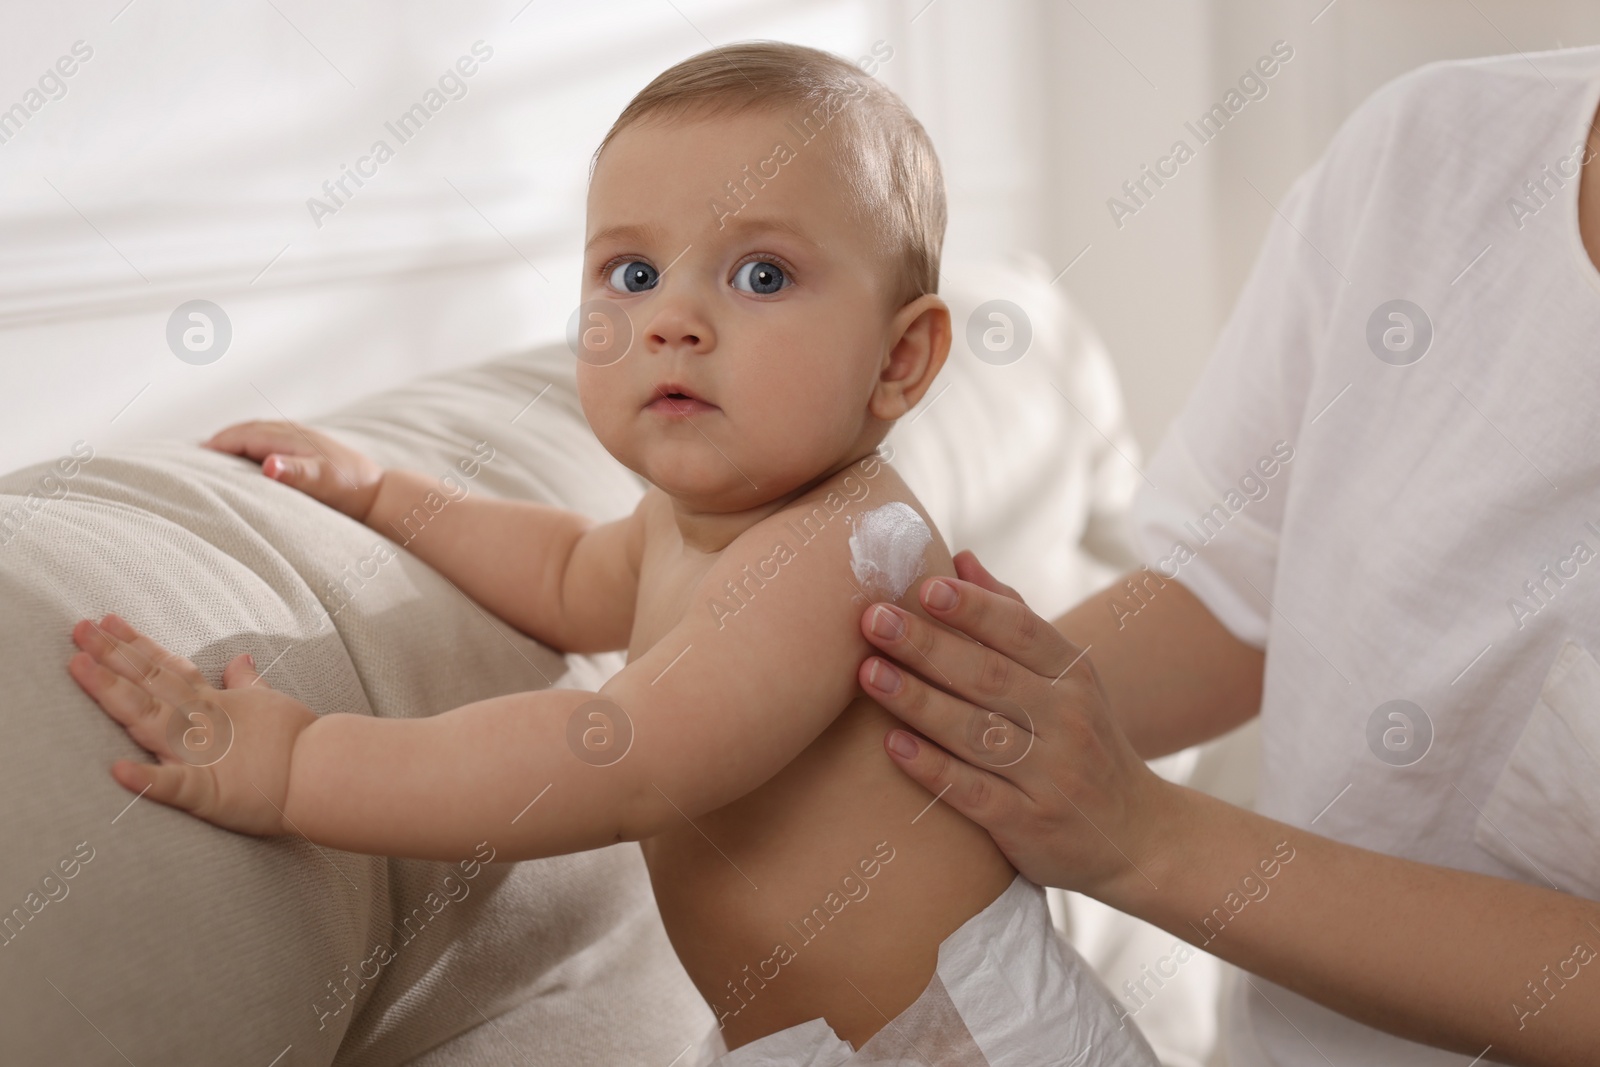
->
<box><xmin>733</xmin><ymin>260</ymin><xmax>788</xmax><ymax>295</ymax></box>
<box><xmin>608</xmin><ymin>260</ymin><xmax>658</xmax><ymax>293</ymax></box>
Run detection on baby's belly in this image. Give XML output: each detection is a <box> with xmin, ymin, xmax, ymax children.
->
<box><xmin>640</xmin><ymin>693</ymin><xmax>1016</xmax><ymax>1051</ymax></box>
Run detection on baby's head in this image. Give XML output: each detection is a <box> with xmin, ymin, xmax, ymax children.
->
<box><xmin>576</xmin><ymin>42</ymin><xmax>949</xmax><ymax>513</ymax></box>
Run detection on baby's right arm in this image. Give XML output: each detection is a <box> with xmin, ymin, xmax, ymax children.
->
<box><xmin>204</xmin><ymin>421</ymin><xmax>641</xmax><ymax>654</ymax></box>
<box><xmin>71</xmin><ymin>465</ymin><xmax>935</xmax><ymax>862</ymax></box>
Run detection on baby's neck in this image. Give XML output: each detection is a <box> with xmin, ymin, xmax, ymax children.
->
<box><xmin>665</xmin><ymin>447</ymin><xmax>878</xmax><ymax>556</ymax></box>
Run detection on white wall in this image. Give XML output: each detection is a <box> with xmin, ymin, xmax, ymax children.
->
<box><xmin>8</xmin><ymin>0</ymin><xmax>1600</xmax><ymax>469</ymax></box>
<box><xmin>0</xmin><ymin>0</ymin><xmax>887</xmax><ymax>474</ymax></box>
<box><xmin>893</xmin><ymin>0</ymin><xmax>1600</xmax><ymax>453</ymax></box>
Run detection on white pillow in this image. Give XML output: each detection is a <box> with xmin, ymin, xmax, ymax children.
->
<box><xmin>889</xmin><ymin>254</ymin><xmax>1142</xmax><ymax>619</ymax></box>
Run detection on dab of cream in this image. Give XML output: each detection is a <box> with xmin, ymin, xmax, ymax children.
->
<box><xmin>849</xmin><ymin>501</ymin><xmax>932</xmax><ymax>600</ymax></box>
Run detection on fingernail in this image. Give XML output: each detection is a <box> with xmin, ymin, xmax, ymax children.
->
<box><xmin>245</xmin><ymin>653</ymin><xmax>256</xmax><ymax>669</ymax></box>
<box><xmin>866</xmin><ymin>658</ymin><xmax>902</xmax><ymax>694</ymax></box>
<box><xmin>924</xmin><ymin>578</ymin><xmax>957</xmax><ymax>611</ymax></box>
<box><xmin>886</xmin><ymin>730</ymin><xmax>919</xmax><ymax>759</ymax></box>
<box><xmin>870</xmin><ymin>605</ymin><xmax>905</xmax><ymax>640</ymax></box>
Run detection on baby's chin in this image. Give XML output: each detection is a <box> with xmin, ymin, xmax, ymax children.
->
<box><xmin>629</xmin><ymin>446</ymin><xmax>761</xmax><ymax>504</ymax></box>
<box><xmin>597</xmin><ymin>421</ymin><xmax>854</xmax><ymax>508</ymax></box>
<box><xmin>635</xmin><ymin>451</ymin><xmax>824</xmax><ymax>511</ymax></box>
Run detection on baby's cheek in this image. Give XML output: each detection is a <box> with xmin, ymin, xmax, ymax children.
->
<box><xmin>751</xmin><ymin>369</ymin><xmax>842</xmax><ymax>434</ymax></box>
<box><xmin>575</xmin><ymin>372</ymin><xmax>635</xmax><ymax>455</ymax></box>
<box><xmin>576</xmin><ymin>364</ymin><xmax>627</xmax><ymax>417</ymax></box>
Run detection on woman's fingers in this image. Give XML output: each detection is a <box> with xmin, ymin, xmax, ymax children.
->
<box><xmin>912</xmin><ymin>572</ymin><xmax>1088</xmax><ymax>684</ymax></box>
<box><xmin>861</xmin><ymin>604</ymin><xmax>1035</xmax><ymax>719</ymax></box>
<box><xmin>865</xmin><ymin>565</ymin><xmax>1177</xmax><ymax>895</ymax></box>
<box><xmin>881</xmin><ymin>728</ymin><xmax>1023</xmax><ymax>833</ymax></box>
<box><xmin>859</xmin><ymin>649</ymin><xmax>1040</xmax><ymax>781</ymax></box>
<box><xmin>860</xmin><ymin>596</ymin><xmax>1089</xmax><ymax>733</ymax></box>
<box><xmin>950</xmin><ymin>550</ymin><xmax>1023</xmax><ymax>602</ymax></box>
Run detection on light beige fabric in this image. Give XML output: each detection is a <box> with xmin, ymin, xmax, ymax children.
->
<box><xmin>0</xmin><ymin>346</ymin><xmax>709</xmax><ymax>1066</ymax></box>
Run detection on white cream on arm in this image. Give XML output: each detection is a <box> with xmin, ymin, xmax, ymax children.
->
<box><xmin>848</xmin><ymin>501</ymin><xmax>932</xmax><ymax>601</ymax></box>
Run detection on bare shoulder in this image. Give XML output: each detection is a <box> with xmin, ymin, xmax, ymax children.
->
<box><xmin>697</xmin><ymin>451</ymin><xmax>954</xmax><ymax>634</ymax></box>
<box><xmin>598</xmin><ymin>456</ymin><xmax>953</xmax><ymax>823</ymax></box>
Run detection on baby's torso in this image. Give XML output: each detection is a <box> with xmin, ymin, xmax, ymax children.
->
<box><xmin>624</xmin><ymin>473</ymin><xmax>1016</xmax><ymax>1051</ymax></box>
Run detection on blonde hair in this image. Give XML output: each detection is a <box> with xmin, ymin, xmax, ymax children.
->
<box><xmin>590</xmin><ymin>41</ymin><xmax>945</xmax><ymax>307</ymax></box>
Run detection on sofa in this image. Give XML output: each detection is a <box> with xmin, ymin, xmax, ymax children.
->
<box><xmin>0</xmin><ymin>257</ymin><xmax>1220</xmax><ymax>1065</ymax></box>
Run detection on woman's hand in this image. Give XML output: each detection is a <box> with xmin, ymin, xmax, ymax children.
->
<box><xmin>204</xmin><ymin>421</ymin><xmax>384</xmax><ymax>522</ymax></box>
<box><xmin>857</xmin><ymin>550</ymin><xmax>1178</xmax><ymax>900</ymax></box>
<box><xmin>68</xmin><ymin>614</ymin><xmax>317</xmax><ymax>837</ymax></box>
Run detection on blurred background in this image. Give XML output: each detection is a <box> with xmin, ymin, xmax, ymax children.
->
<box><xmin>6</xmin><ymin>0</ymin><xmax>1600</xmax><ymax>473</ymax></box>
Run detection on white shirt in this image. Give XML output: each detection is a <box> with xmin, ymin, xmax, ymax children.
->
<box><xmin>1131</xmin><ymin>47</ymin><xmax>1600</xmax><ymax>1066</ymax></box>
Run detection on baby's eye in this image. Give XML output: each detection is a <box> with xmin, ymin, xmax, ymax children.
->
<box><xmin>732</xmin><ymin>260</ymin><xmax>789</xmax><ymax>295</ymax></box>
<box><xmin>608</xmin><ymin>260</ymin><xmax>659</xmax><ymax>293</ymax></box>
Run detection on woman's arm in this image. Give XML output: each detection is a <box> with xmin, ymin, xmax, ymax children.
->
<box><xmin>1016</xmin><ymin>558</ymin><xmax>1263</xmax><ymax>759</ymax></box>
<box><xmin>859</xmin><ymin>558</ymin><xmax>1600</xmax><ymax>1066</ymax></box>
<box><xmin>1126</xmin><ymin>785</ymin><xmax>1600</xmax><ymax>1065</ymax></box>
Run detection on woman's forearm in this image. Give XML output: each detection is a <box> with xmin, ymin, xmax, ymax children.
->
<box><xmin>1065</xmin><ymin>575</ymin><xmax>1600</xmax><ymax>1061</ymax></box>
<box><xmin>1109</xmin><ymin>783</ymin><xmax>1600</xmax><ymax>1066</ymax></box>
<box><xmin>1053</xmin><ymin>573</ymin><xmax>1264</xmax><ymax>758</ymax></box>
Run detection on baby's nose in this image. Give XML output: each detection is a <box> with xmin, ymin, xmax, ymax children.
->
<box><xmin>651</xmin><ymin>326</ymin><xmax>701</xmax><ymax>347</ymax></box>
<box><xmin>645</xmin><ymin>307</ymin><xmax>712</xmax><ymax>353</ymax></box>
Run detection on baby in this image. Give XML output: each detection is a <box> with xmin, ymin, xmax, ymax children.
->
<box><xmin>68</xmin><ymin>42</ymin><xmax>1155</xmax><ymax>1064</ymax></box>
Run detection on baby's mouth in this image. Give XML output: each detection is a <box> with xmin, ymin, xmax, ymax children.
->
<box><xmin>645</xmin><ymin>384</ymin><xmax>718</xmax><ymax>418</ymax></box>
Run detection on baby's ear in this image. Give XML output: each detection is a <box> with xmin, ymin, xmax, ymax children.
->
<box><xmin>869</xmin><ymin>295</ymin><xmax>951</xmax><ymax>421</ymax></box>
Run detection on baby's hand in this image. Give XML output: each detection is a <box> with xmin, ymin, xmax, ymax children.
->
<box><xmin>204</xmin><ymin>421</ymin><xmax>384</xmax><ymax>522</ymax></box>
<box><xmin>68</xmin><ymin>614</ymin><xmax>317</xmax><ymax>837</ymax></box>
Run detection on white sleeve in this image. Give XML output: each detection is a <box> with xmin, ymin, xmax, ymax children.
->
<box><xmin>1130</xmin><ymin>145</ymin><xmax>1359</xmax><ymax>648</ymax></box>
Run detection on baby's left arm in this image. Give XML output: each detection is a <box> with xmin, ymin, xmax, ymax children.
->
<box><xmin>69</xmin><ymin>493</ymin><xmax>923</xmax><ymax>861</ymax></box>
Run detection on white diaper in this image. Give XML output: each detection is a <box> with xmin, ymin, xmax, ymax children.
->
<box><xmin>691</xmin><ymin>873</ymin><xmax>1158</xmax><ymax>1066</ymax></box>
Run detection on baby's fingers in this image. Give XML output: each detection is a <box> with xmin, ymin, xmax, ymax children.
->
<box><xmin>203</xmin><ymin>420</ymin><xmax>316</xmax><ymax>463</ymax></box>
<box><xmin>261</xmin><ymin>452</ymin><xmax>331</xmax><ymax>487</ymax></box>
<box><xmin>111</xmin><ymin>757</ymin><xmax>218</xmax><ymax>815</ymax></box>
<box><xmin>72</xmin><ymin>615</ymin><xmax>205</xmax><ymax>710</ymax></box>
<box><xmin>95</xmin><ymin>614</ymin><xmax>205</xmax><ymax>685</ymax></box>
<box><xmin>207</xmin><ymin>422</ymin><xmax>379</xmax><ymax>519</ymax></box>
<box><xmin>69</xmin><ymin>651</ymin><xmax>175</xmax><ymax>757</ymax></box>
